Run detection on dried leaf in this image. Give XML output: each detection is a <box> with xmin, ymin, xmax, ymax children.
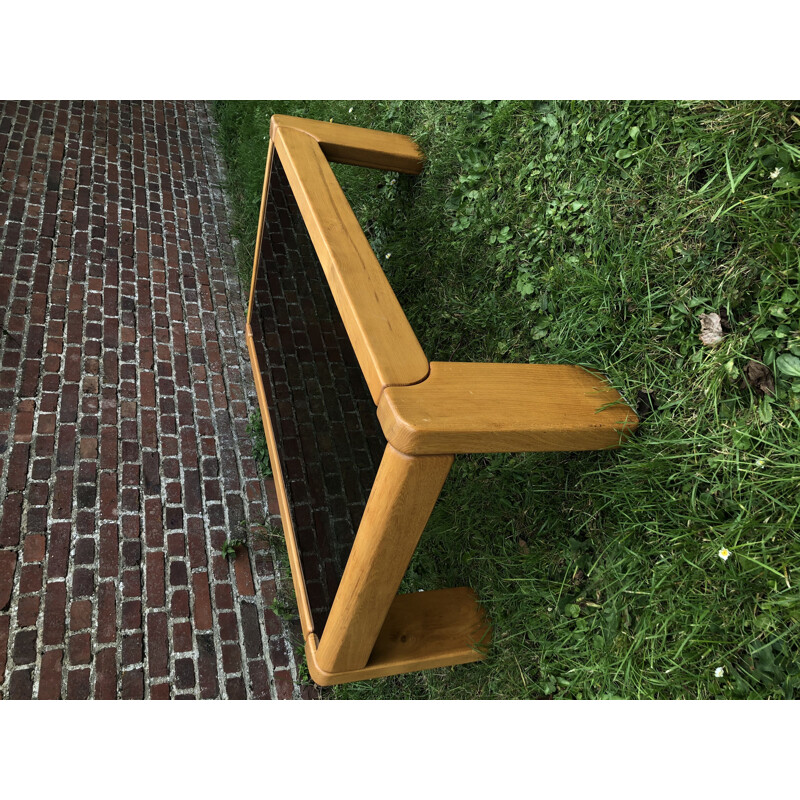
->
<box><xmin>518</xmin><ymin>538</ymin><xmax>530</xmax><ymax>555</ymax></box>
<box><xmin>699</xmin><ymin>313</ymin><xmax>724</xmax><ymax>346</ymax></box>
<box><xmin>743</xmin><ymin>360</ymin><xmax>775</xmax><ymax>396</ymax></box>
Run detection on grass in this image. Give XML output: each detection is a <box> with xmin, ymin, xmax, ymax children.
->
<box><xmin>213</xmin><ymin>100</ymin><xmax>800</xmax><ymax>699</ymax></box>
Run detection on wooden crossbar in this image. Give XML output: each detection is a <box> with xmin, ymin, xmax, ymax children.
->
<box><xmin>246</xmin><ymin>114</ymin><xmax>639</xmax><ymax>686</ymax></box>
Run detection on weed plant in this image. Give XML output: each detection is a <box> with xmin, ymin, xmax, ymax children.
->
<box><xmin>214</xmin><ymin>100</ymin><xmax>800</xmax><ymax>699</ymax></box>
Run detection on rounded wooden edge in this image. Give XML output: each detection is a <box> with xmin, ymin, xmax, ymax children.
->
<box><xmin>270</xmin><ymin>114</ymin><xmax>425</xmax><ymax>174</ymax></box>
<box><xmin>377</xmin><ymin>362</ymin><xmax>640</xmax><ymax>456</ymax></box>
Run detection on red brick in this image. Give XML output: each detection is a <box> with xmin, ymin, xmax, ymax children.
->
<box><xmin>171</xmin><ymin>589</ymin><xmax>190</xmax><ymax>618</ymax></box>
<box><xmin>233</xmin><ymin>548</ymin><xmax>255</xmax><ymax>596</ymax></box>
<box><xmin>226</xmin><ymin>676</ymin><xmax>247</xmax><ymax>700</ymax></box>
<box><xmin>67</xmin><ymin>668</ymin><xmax>90</xmax><ymax>700</ymax></box>
<box><xmin>99</xmin><ymin>523</ymin><xmax>118</xmax><ymax>578</ymax></box>
<box><xmin>79</xmin><ymin>436</ymin><xmax>98</xmax><ymax>458</ymax></box>
<box><xmin>0</xmin><ymin>550</ymin><xmax>16</xmax><ymax>609</ymax></box>
<box><xmin>122</xmin><ymin>568</ymin><xmax>141</xmax><ymax>598</ymax></box>
<box><xmin>27</xmin><ymin>481</ymin><xmax>50</xmax><ymax>505</ymax></box>
<box><xmin>71</xmin><ymin>568</ymin><xmax>95</xmax><ymax>598</ymax></box>
<box><xmin>14</xmin><ymin>399</ymin><xmax>35</xmax><ymax>442</ymax></box>
<box><xmin>150</xmin><ymin>682</ymin><xmax>170</xmax><ymax>699</ymax></box>
<box><xmin>263</xmin><ymin>608</ymin><xmax>283</xmax><ymax>638</ymax></box>
<box><xmin>140</xmin><ymin>371</ymin><xmax>155</xmax><ymax>407</ymax></box>
<box><xmin>175</xmin><ymin>657</ymin><xmax>195</xmax><ymax>690</ymax></box>
<box><xmin>42</xmin><ymin>580</ymin><xmax>67</xmax><ymax>645</ymax></box>
<box><xmin>19</xmin><ymin>563</ymin><xmax>42</xmax><ymax>595</ymax></box>
<box><xmin>240</xmin><ymin>602</ymin><xmax>262</xmax><ymax>659</ymax></box>
<box><xmin>70</xmin><ymin>599</ymin><xmax>93</xmax><ymax>631</ymax></box>
<box><xmin>95</xmin><ymin>647</ymin><xmax>117</xmax><ymax>699</ymax></box>
<box><xmin>122</xmin><ymin>632</ymin><xmax>143</xmax><ymax>666</ymax></box>
<box><xmin>52</xmin><ymin>469</ymin><xmax>73</xmax><ymax>519</ymax></box>
<box><xmin>247</xmin><ymin>660</ymin><xmax>272</xmax><ymax>700</ymax></box>
<box><xmin>122</xmin><ymin>669</ymin><xmax>144</xmax><ymax>699</ymax></box>
<box><xmin>187</xmin><ymin>528</ymin><xmax>207</xmax><ymax>571</ymax></box>
<box><xmin>145</xmin><ymin>551</ymin><xmax>164</xmax><ymax>608</ymax></box>
<box><xmin>69</xmin><ymin>632</ymin><xmax>92</xmax><ymax>665</ymax></box>
<box><xmin>167</xmin><ymin>531</ymin><xmax>184</xmax><ymax>557</ymax></box>
<box><xmin>146</xmin><ymin>611</ymin><xmax>168</xmax><ymax>678</ymax></box>
<box><xmin>122</xmin><ymin>539</ymin><xmax>140</xmax><ymax>567</ymax></box>
<box><xmin>100</xmin><ymin>426</ymin><xmax>117</xmax><ymax>470</ymax></box>
<box><xmin>0</xmin><ymin>495</ymin><xmax>23</xmax><ymax>548</ymax></box>
<box><xmin>56</xmin><ymin>423</ymin><xmax>76</xmax><ymax>466</ymax></box>
<box><xmin>38</xmin><ymin>649</ymin><xmax>63</xmax><ymax>699</ymax></box>
<box><xmin>36</xmin><ymin>416</ymin><xmax>55</xmax><ymax>439</ymax></box>
<box><xmin>97</xmin><ymin>581</ymin><xmax>116</xmax><ymax>643</ymax></box>
<box><xmin>60</xmin><ymin>383</ymin><xmax>78</xmax><ymax>422</ymax></box>
<box><xmin>268</xmin><ymin>636</ymin><xmax>290</xmax><ymax>668</ymax></box>
<box><xmin>273</xmin><ymin>669</ymin><xmax>295</xmax><ymax>700</ymax></box>
<box><xmin>46</xmin><ymin>522</ymin><xmax>71</xmax><ymax>579</ymax></box>
<box><xmin>191</xmin><ymin>571</ymin><xmax>212</xmax><ymax>630</ymax></box>
<box><xmin>6</xmin><ymin>445</ymin><xmax>30</xmax><ymax>493</ymax></box>
<box><xmin>23</xmin><ymin>533</ymin><xmax>46</xmax><ymax>562</ymax></box>
<box><xmin>8</xmin><ymin>668</ymin><xmax>34</xmax><ymax>699</ymax></box>
<box><xmin>99</xmin><ymin>471</ymin><xmax>117</xmax><ymax>520</ymax></box>
<box><xmin>171</xmin><ymin>621</ymin><xmax>191</xmax><ymax>653</ymax></box>
<box><xmin>16</xmin><ymin>595</ymin><xmax>39</xmax><ymax>627</ymax></box>
<box><xmin>13</xmin><ymin>628</ymin><xmax>38</xmax><ymax>665</ymax></box>
<box><xmin>122</xmin><ymin>515</ymin><xmax>140</xmax><ymax>539</ymax></box>
<box><xmin>122</xmin><ymin>599</ymin><xmax>142</xmax><ymax>630</ymax></box>
<box><xmin>218</xmin><ymin>611</ymin><xmax>238</xmax><ymax>642</ymax></box>
<box><xmin>169</xmin><ymin>559</ymin><xmax>188</xmax><ymax>586</ymax></box>
<box><xmin>74</xmin><ymin>537</ymin><xmax>94</xmax><ymax>564</ymax></box>
<box><xmin>144</xmin><ymin>497</ymin><xmax>163</xmax><ymax>547</ymax></box>
<box><xmin>196</xmin><ymin>633</ymin><xmax>218</xmax><ymax>699</ymax></box>
<box><xmin>141</xmin><ymin>409</ymin><xmax>157</xmax><ymax>448</ymax></box>
<box><xmin>214</xmin><ymin>582</ymin><xmax>234</xmax><ymax>610</ymax></box>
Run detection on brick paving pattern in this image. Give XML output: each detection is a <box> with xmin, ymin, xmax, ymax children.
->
<box><xmin>250</xmin><ymin>151</ymin><xmax>386</xmax><ymax>636</ymax></box>
<box><xmin>0</xmin><ymin>100</ymin><xmax>312</xmax><ymax>699</ymax></box>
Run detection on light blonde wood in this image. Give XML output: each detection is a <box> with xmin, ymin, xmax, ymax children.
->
<box><xmin>315</xmin><ymin>444</ymin><xmax>454</xmax><ymax>674</ymax></box>
<box><xmin>246</xmin><ymin>114</ymin><xmax>640</xmax><ymax>686</ymax></box>
<box><xmin>305</xmin><ymin>588</ymin><xmax>491</xmax><ymax>686</ymax></box>
<box><xmin>273</xmin><ymin>124</ymin><xmax>430</xmax><ymax>404</ymax></box>
<box><xmin>271</xmin><ymin>114</ymin><xmax>424</xmax><ymax>174</ymax></box>
<box><xmin>246</xmin><ymin>139</ymin><xmax>275</xmax><ymax>329</ymax></box>
<box><xmin>245</xmin><ymin>324</ymin><xmax>315</xmax><ymax>640</ymax></box>
<box><xmin>378</xmin><ymin>361</ymin><xmax>639</xmax><ymax>455</ymax></box>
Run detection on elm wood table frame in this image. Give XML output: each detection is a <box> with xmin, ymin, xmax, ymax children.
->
<box><xmin>245</xmin><ymin>114</ymin><xmax>639</xmax><ymax>686</ymax></box>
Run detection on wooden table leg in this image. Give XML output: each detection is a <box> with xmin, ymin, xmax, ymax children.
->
<box><xmin>315</xmin><ymin>444</ymin><xmax>454</xmax><ymax>674</ymax></box>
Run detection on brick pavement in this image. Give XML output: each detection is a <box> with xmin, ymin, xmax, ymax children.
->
<box><xmin>0</xmin><ymin>100</ymin><xmax>314</xmax><ymax>699</ymax></box>
<box><xmin>250</xmin><ymin>151</ymin><xmax>386</xmax><ymax>637</ymax></box>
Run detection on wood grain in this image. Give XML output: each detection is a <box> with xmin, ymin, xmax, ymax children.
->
<box><xmin>315</xmin><ymin>445</ymin><xmax>454</xmax><ymax>674</ymax></box>
<box><xmin>271</xmin><ymin>114</ymin><xmax>424</xmax><ymax>174</ymax></box>
<box><xmin>273</xmin><ymin>124</ymin><xmax>430</xmax><ymax>403</ymax></box>
<box><xmin>306</xmin><ymin>588</ymin><xmax>491</xmax><ymax>686</ymax></box>
<box><xmin>378</xmin><ymin>361</ymin><xmax>639</xmax><ymax>455</ymax></box>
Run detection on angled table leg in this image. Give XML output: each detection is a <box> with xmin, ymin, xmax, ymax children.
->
<box><xmin>314</xmin><ymin>444</ymin><xmax>454</xmax><ymax>675</ymax></box>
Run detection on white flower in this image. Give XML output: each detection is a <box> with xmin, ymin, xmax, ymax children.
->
<box><xmin>755</xmin><ymin>458</ymin><xmax>765</xmax><ymax>468</ymax></box>
<box><xmin>714</xmin><ymin>666</ymin><xmax>725</xmax><ymax>678</ymax></box>
<box><xmin>348</xmin><ymin>107</ymin><xmax>354</xmax><ymax>114</ymax></box>
<box><xmin>385</xmin><ymin>253</ymin><xmax>391</xmax><ymax>259</ymax></box>
<box><xmin>770</xmin><ymin>166</ymin><xmax>782</xmax><ymax>179</ymax></box>
<box><xmin>718</xmin><ymin>547</ymin><xmax>731</xmax><ymax>561</ymax></box>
